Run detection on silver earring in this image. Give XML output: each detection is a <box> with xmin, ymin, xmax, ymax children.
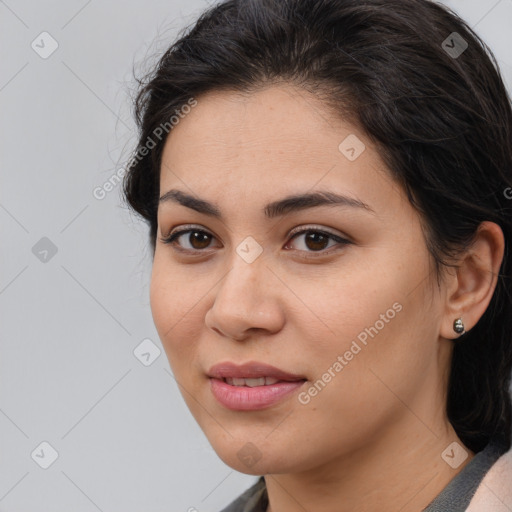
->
<box><xmin>453</xmin><ymin>318</ymin><xmax>465</xmax><ymax>335</ymax></box>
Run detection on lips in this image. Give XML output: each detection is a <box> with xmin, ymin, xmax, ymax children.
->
<box><xmin>207</xmin><ymin>361</ymin><xmax>306</xmax><ymax>382</ymax></box>
<box><xmin>207</xmin><ymin>361</ymin><xmax>307</xmax><ymax>410</ymax></box>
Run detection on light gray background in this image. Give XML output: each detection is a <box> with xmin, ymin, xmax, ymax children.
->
<box><xmin>1</xmin><ymin>1</ymin><xmax>511</xmax><ymax>511</ymax></box>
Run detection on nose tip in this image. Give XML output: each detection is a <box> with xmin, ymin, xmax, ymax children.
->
<box><xmin>204</xmin><ymin>262</ymin><xmax>285</xmax><ymax>341</ymax></box>
<box><xmin>205</xmin><ymin>307</ymin><xmax>270</xmax><ymax>341</ymax></box>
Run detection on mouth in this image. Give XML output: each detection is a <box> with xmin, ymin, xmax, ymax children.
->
<box><xmin>207</xmin><ymin>360</ymin><xmax>306</xmax><ymax>381</ymax></box>
<box><xmin>207</xmin><ymin>361</ymin><xmax>307</xmax><ymax>410</ymax></box>
<box><xmin>222</xmin><ymin>376</ymin><xmax>291</xmax><ymax>387</ymax></box>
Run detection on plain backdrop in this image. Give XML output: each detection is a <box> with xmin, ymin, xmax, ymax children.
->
<box><xmin>1</xmin><ymin>1</ymin><xmax>512</xmax><ymax>511</ymax></box>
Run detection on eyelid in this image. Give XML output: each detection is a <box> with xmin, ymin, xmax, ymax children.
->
<box><xmin>287</xmin><ymin>224</ymin><xmax>346</xmax><ymax>239</ymax></box>
<box><xmin>164</xmin><ymin>224</ymin><xmax>211</xmax><ymax>239</ymax></box>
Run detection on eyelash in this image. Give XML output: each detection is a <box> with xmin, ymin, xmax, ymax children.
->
<box><xmin>159</xmin><ymin>224</ymin><xmax>352</xmax><ymax>258</ymax></box>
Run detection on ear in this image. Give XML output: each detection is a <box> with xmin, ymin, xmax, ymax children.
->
<box><xmin>440</xmin><ymin>221</ymin><xmax>505</xmax><ymax>340</ymax></box>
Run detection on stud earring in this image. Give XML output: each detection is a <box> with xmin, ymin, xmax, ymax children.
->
<box><xmin>453</xmin><ymin>318</ymin><xmax>465</xmax><ymax>335</ymax></box>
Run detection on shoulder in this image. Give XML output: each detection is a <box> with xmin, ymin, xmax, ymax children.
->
<box><xmin>467</xmin><ymin>448</ymin><xmax>512</xmax><ymax>511</ymax></box>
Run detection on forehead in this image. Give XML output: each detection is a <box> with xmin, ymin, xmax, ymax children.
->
<box><xmin>163</xmin><ymin>85</ymin><xmax>352</xmax><ymax>166</ymax></box>
<box><xmin>159</xmin><ymin>84</ymin><xmax>398</xmax><ymax>214</ymax></box>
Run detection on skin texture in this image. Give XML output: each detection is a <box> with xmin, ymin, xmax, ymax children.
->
<box><xmin>150</xmin><ymin>84</ymin><xmax>504</xmax><ymax>512</ymax></box>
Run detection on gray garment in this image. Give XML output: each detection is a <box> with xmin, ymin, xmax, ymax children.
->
<box><xmin>219</xmin><ymin>435</ymin><xmax>507</xmax><ymax>512</ymax></box>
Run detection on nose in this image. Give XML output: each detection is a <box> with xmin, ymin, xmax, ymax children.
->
<box><xmin>204</xmin><ymin>252</ymin><xmax>285</xmax><ymax>341</ymax></box>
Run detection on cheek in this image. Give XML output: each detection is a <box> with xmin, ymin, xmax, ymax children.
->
<box><xmin>281</xmin><ymin>255</ymin><xmax>403</xmax><ymax>353</ymax></box>
<box><xmin>149</xmin><ymin>259</ymin><xmax>204</xmax><ymax>370</ymax></box>
<box><xmin>290</xmin><ymin>247</ymin><xmax>437</xmax><ymax>398</ymax></box>
<box><xmin>288</xmin><ymin>300</ymin><xmax>436</xmax><ymax>456</ymax></box>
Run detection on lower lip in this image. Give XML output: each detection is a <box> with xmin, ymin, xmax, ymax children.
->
<box><xmin>209</xmin><ymin>378</ymin><xmax>306</xmax><ymax>411</ymax></box>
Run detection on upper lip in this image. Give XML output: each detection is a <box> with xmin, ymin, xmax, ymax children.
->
<box><xmin>208</xmin><ymin>361</ymin><xmax>306</xmax><ymax>381</ymax></box>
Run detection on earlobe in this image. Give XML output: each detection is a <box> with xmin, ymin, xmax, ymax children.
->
<box><xmin>440</xmin><ymin>221</ymin><xmax>505</xmax><ymax>340</ymax></box>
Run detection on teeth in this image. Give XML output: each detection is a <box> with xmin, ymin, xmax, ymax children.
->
<box><xmin>225</xmin><ymin>377</ymin><xmax>281</xmax><ymax>387</ymax></box>
<box><xmin>244</xmin><ymin>378</ymin><xmax>266</xmax><ymax>387</ymax></box>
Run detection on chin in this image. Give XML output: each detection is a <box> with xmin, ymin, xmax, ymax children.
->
<box><xmin>206</xmin><ymin>434</ymin><xmax>302</xmax><ymax>475</ymax></box>
<box><xmin>216</xmin><ymin>451</ymin><xmax>287</xmax><ymax>475</ymax></box>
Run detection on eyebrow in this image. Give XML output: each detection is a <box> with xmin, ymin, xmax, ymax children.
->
<box><xmin>158</xmin><ymin>189</ymin><xmax>375</xmax><ymax>219</ymax></box>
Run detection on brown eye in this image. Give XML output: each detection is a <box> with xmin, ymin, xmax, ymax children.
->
<box><xmin>160</xmin><ymin>225</ymin><xmax>351</xmax><ymax>258</ymax></box>
<box><xmin>161</xmin><ymin>228</ymin><xmax>216</xmax><ymax>251</ymax></box>
<box><xmin>186</xmin><ymin>231</ymin><xmax>212</xmax><ymax>250</ymax></box>
<box><xmin>303</xmin><ymin>232</ymin><xmax>330</xmax><ymax>251</ymax></box>
<box><xmin>285</xmin><ymin>228</ymin><xmax>350</xmax><ymax>255</ymax></box>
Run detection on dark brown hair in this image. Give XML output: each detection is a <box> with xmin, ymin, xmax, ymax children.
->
<box><xmin>123</xmin><ymin>0</ymin><xmax>512</xmax><ymax>452</ymax></box>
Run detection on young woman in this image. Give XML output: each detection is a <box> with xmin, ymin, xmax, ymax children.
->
<box><xmin>123</xmin><ymin>0</ymin><xmax>512</xmax><ymax>510</ymax></box>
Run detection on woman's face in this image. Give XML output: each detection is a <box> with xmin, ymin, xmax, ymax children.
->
<box><xmin>150</xmin><ymin>84</ymin><xmax>451</xmax><ymax>474</ymax></box>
